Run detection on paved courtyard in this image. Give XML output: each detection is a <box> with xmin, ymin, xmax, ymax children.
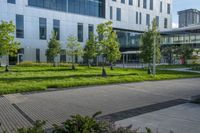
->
<box><xmin>0</xmin><ymin>78</ymin><xmax>200</xmax><ymax>132</ymax></box>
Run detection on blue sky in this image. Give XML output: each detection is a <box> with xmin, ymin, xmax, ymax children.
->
<box><xmin>172</xmin><ymin>0</ymin><xmax>200</xmax><ymax>28</ymax></box>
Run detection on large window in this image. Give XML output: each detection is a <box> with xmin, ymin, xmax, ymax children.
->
<box><xmin>88</xmin><ymin>24</ymin><xmax>94</xmax><ymax>39</ymax></box>
<box><xmin>146</xmin><ymin>14</ymin><xmax>150</xmax><ymax>26</ymax></box>
<box><xmin>110</xmin><ymin>6</ymin><xmax>113</xmax><ymax>20</ymax></box>
<box><xmin>143</xmin><ymin>0</ymin><xmax>147</xmax><ymax>9</ymax></box>
<box><xmin>139</xmin><ymin>12</ymin><xmax>142</xmax><ymax>24</ymax></box>
<box><xmin>150</xmin><ymin>0</ymin><xmax>153</xmax><ymax>10</ymax></box>
<box><xmin>160</xmin><ymin>1</ymin><xmax>162</xmax><ymax>13</ymax></box>
<box><xmin>39</xmin><ymin>18</ymin><xmax>47</xmax><ymax>40</ymax></box>
<box><xmin>116</xmin><ymin>8</ymin><xmax>121</xmax><ymax>21</ymax></box>
<box><xmin>7</xmin><ymin>0</ymin><xmax>15</xmax><ymax>4</ymax></box>
<box><xmin>167</xmin><ymin>3</ymin><xmax>171</xmax><ymax>14</ymax></box>
<box><xmin>28</xmin><ymin>0</ymin><xmax>105</xmax><ymax>18</ymax></box>
<box><xmin>16</xmin><ymin>15</ymin><xmax>24</xmax><ymax>38</ymax></box>
<box><xmin>136</xmin><ymin>12</ymin><xmax>138</xmax><ymax>24</ymax></box>
<box><xmin>116</xmin><ymin>30</ymin><xmax>141</xmax><ymax>48</ymax></box>
<box><xmin>164</xmin><ymin>18</ymin><xmax>168</xmax><ymax>28</ymax></box>
<box><xmin>53</xmin><ymin>19</ymin><xmax>60</xmax><ymax>40</ymax></box>
<box><xmin>36</xmin><ymin>48</ymin><xmax>40</xmax><ymax>63</ymax></box>
<box><xmin>78</xmin><ymin>23</ymin><xmax>83</xmax><ymax>42</ymax></box>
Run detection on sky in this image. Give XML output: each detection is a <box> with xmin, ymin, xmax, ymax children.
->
<box><xmin>172</xmin><ymin>0</ymin><xmax>200</xmax><ymax>28</ymax></box>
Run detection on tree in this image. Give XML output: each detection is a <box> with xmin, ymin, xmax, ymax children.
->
<box><xmin>83</xmin><ymin>33</ymin><xmax>98</xmax><ymax>67</ymax></box>
<box><xmin>66</xmin><ymin>36</ymin><xmax>83</xmax><ymax>70</ymax></box>
<box><xmin>106</xmin><ymin>31</ymin><xmax>121</xmax><ymax>70</ymax></box>
<box><xmin>177</xmin><ymin>45</ymin><xmax>193</xmax><ymax>64</ymax></box>
<box><xmin>140</xmin><ymin>18</ymin><xmax>161</xmax><ymax>74</ymax></box>
<box><xmin>0</xmin><ymin>21</ymin><xmax>20</xmax><ymax>71</ymax></box>
<box><xmin>46</xmin><ymin>31</ymin><xmax>61</xmax><ymax>67</ymax></box>
<box><xmin>161</xmin><ymin>45</ymin><xmax>178</xmax><ymax>64</ymax></box>
<box><xmin>96</xmin><ymin>21</ymin><xmax>121</xmax><ymax>75</ymax></box>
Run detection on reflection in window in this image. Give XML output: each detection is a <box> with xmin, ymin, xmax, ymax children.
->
<box><xmin>16</xmin><ymin>14</ymin><xmax>24</xmax><ymax>38</ymax></box>
<box><xmin>28</xmin><ymin>0</ymin><xmax>105</xmax><ymax>18</ymax></box>
<box><xmin>116</xmin><ymin>30</ymin><xmax>141</xmax><ymax>48</ymax></box>
<box><xmin>53</xmin><ymin>19</ymin><xmax>60</xmax><ymax>40</ymax></box>
<box><xmin>39</xmin><ymin>18</ymin><xmax>47</xmax><ymax>40</ymax></box>
<box><xmin>78</xmin><ymin>23</ymin><xmax>83</xmax><ymax>42</ymax></box>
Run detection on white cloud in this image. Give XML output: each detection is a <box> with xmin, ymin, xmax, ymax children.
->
<box><xmin>172</xmin><ymin>22</ymin><xmax>178</xmax><ymax>28</ymax></box>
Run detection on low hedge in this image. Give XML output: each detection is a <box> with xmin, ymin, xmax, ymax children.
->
<box><xmin>17</xmin><ymin>61</ymin><xmax>79</xmax><ymax>67</ymax></box>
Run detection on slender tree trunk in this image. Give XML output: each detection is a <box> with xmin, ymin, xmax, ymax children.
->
<box><xmin>102</xmin><ymin>57</ymin><xmax>107</xmax><ymax>77</ymax></box>
<box><xmin>96</xmin><ymin>56</ymin><xmax>99</xmax><ymax>66</ymax></box>
<box><xmin>72</xmin><ymin>55</ymin><xmax>75</xmax><ymax>70</ymax></box>
<box><xmin>110</xmin><ymin>62</ymin><xmax>113</xmax><ymax>70</ymax></box>
<box><xmin>53</xmin><ymin>57</ymin><xmax>56</xmax><ymax>67</ymax></box>
<box><xmin>148</xmin><ymin>63</ymin><xmax>151</xmax><ymax>75</ymax></box>
<box><xmin>5</xmin><ymin>55</ymin><xmax>9</xmax><ymax>72</ymax></box>
<box><xmin>88</xmin><ymin>60</ymin><xmax>91</xmax><ymax>68</ymax></box>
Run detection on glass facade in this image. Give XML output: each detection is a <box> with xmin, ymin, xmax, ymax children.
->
<box><xmin>16</xmin><ymin>14</ymin><xmax>24</xmax><ymax>38</ymax></box>
<box><xmin>116</xmin><ymin>30</ymin><xmax>141</xmax><ymax>48</ymax></box>
<box><xmin>28</xmin><ymin>0</ymin><xmax>105</xmax><ymax>18</ymax></box>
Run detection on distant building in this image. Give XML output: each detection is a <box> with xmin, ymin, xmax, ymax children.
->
<box><xmin>178</xmin><ymin>9</ymin><xmax>200</xmax><ymax>28</ymax></box>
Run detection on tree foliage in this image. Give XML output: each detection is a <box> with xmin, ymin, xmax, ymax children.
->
<box><xmin>177</xmin><ymin>45</ymin><xmax>194</xmax><ymax>64</ymax></box>
<box><xmin>83</xmin><ymin>33</ymin><xmax>98</xmax><ymax>66</ymax></box>
<box><xmin>161</xmin><ymin>45</ymin><xmax>179</xmax><ymax>64</ymax></box>
<box><xmin>0</xmin><ymin>21</ymin><xmax>20</xmax><ymax>61</ymax></box>
<box><xmin>66</xmin><ymin>36</ymin><xmax>83</xmax><ymax>70</ymax></box>
<box><xmin>96</xmin><ymin>21</ymin><xmax>121</xmax><ymax>70</ymax></box>
<box><xmin>46</xmin><ymin>32</ymin><xmax>61</xmax><ymax>66</ymax></box>
<box><xmin>140</xmin><ymin>19</ymin><xmax>161</xmax><ymax>65</ymax></box>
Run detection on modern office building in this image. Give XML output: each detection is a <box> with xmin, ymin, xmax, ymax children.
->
<box><xmin>178</xmin><ymin>9</ymin><xmax>200</xmax><ymax>28</ymax></box>
<box><xmin>0</xmin><ymin>0</ymin><xmax>172</xmax><ymax>65</ymax></box>
<box><xmin>161</xmin><ymin>25</ymin><xmax>200</xmax><ymax>64</ymax></box>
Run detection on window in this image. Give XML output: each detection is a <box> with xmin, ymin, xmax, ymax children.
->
<box><xmin>167</xmin><ymin>3</ymin><xmax>171</xmax><ymax>14</ymax></box>
<box><xmin>129</xmin><ymin>0</ymin><xmax>133</xmax><ymax>5</ymax></box>
<box><xmin>146</xmin><ymin>14</ymin><xmax>150</xmax><ymax>26</ymax></box>
<box><xmin>39</xmin><ymin>18</ymin><xmax>47</xmax><ymax>40</ymax></box>
<box><xmin>139</xmin><ymin>12</ymin><xmax>142</xmax><ymax>24</ymax></box>
<box><xmin>53</xmin><ymin>19</ymin><xmax>60</xmax><ymax>40</ymax></box>
<box><xmin>36</xmin><ymin>49</ymin><xmax>40</xmax><ymax>63</ymax></box>
<box><xmin>110</xmin><ymin>6</ymin><xmax>113</xmax><ymax>20</ymax></box>
<box><xmin>138</xmin><ymin>0</ymin><xmax>140</xmax><ymax>7</ymax></box>
<box><xmin>156</xmin><ymin>16</ymin><xmax>159</xmax><ymax>27</ymax></box>
<box><xmin>78</xmin><ymin>23</ymin><xmax>83</xmax><ymax>42</ymax></box>
<box><xmin>88</xmin><ymin>24</ymin><xmax>94</xmax><ymax>39</ymax></box>
<box><xmin>136</xmin><ymin>12</ymin><xmax>138</xmax><ymax>24</ymax></box>
<box><xmin>143</xmin><ymin>0</ymin><xmax>147</xmax><ymax>9</ymax></box>
<box><xmin>121</xmin><ymin>0</ymin><xmax>125</xmax><ymax>4</ymax></box>
<box><xmin>164</xmin><ymin>18</ymin><xmax>168</xmax><ymax>28</ymax></box>
<box><xmin>28</xmin><ymin>0</ymin><xmax>106</xmax><ymax>18</ymax></box>
<box><xmin>16</xmin><ymin>15</ymin><xmax>24</xmax><ymax>38</ymax></box>
<box><xmin>116</xmin><ymin>8</ymin><xmax>121</xmax><ymax>21</ymax></box>
<box><xmin>160</xmin><ymin>1</ymin><xmax>162</xmax><ymax>13</ymax></box>
<box><xmin>150</xmin><ymin>0</ymin><xmax>153</xmax><ymax>10</ymax></box>
<box><xmin>7</xmin><ymin>0</ymin><xmax>15</xmax><ymax>4</ymax></box>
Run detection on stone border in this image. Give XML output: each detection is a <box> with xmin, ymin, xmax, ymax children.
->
<box><xmin>12</xmin><ymin>104</ymin><xmax>34</xmax><ymax>125</ymax></box>
<box><xmin>98</xmin><ymin>99</ymin><xmax>188</xmax><ymax>122</ymax></box>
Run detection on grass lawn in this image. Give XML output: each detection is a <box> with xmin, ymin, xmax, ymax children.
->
<box><xmin>0</xmin><ymin>66</ymin><xmax>200</xmax><ymax>95</ymax></box>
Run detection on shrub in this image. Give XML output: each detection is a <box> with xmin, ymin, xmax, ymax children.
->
<box><xmin>0</xmin><ymin>112</ymin><xmax>155</xmax><ymax>133</ymax></box>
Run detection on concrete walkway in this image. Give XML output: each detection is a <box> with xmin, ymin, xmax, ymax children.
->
<box><xmin>0</xmin><ymin>78</ymin><xmax>200</xmax><ymax>132</ymax></box>
<box><xmin>116</xmin><ymin>103</ymin><xmax>200</xmax><ymax>133</ymax></box>
<box><xmin>161</xmin><ymin>68</ymin><xmax>200</xmax><ymax>73</ymax></box>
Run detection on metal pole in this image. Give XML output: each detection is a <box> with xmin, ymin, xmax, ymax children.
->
<box><xmin>153</xmin><ymin>36</ymin><xmax>156</xmax><ymax>76</ymax></box>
